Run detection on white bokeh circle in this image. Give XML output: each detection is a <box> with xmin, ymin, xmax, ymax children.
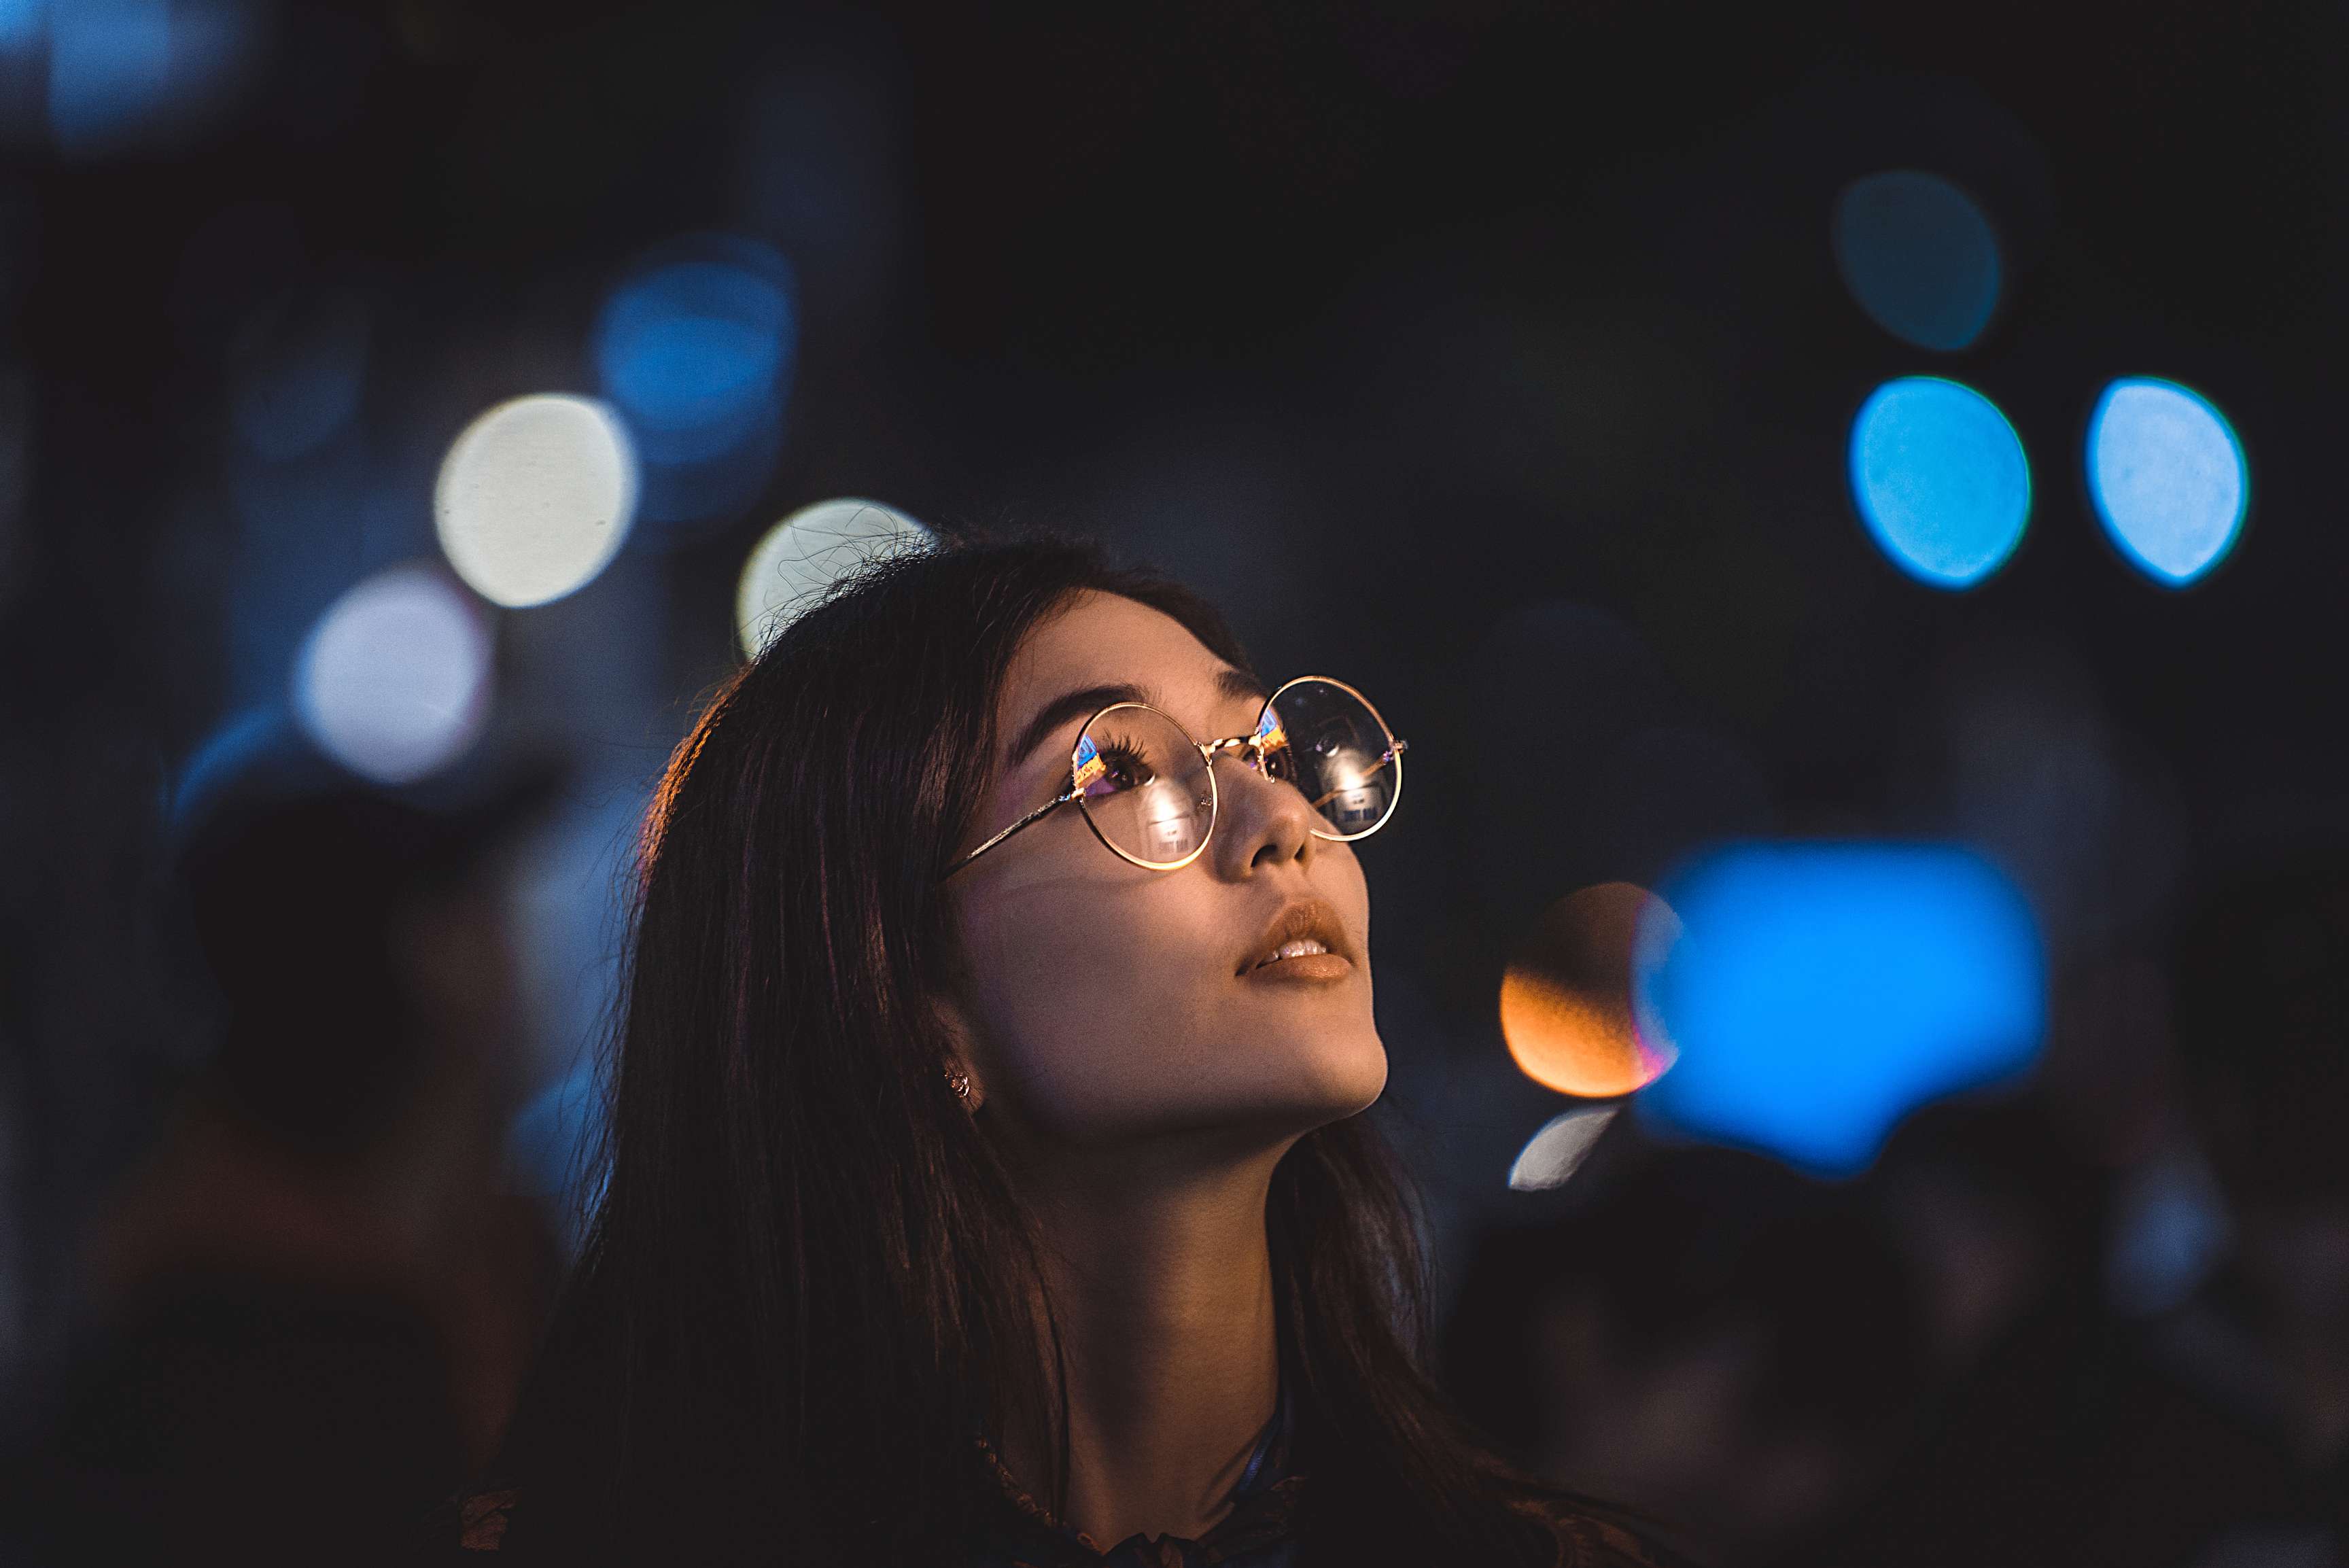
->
<box><xmin>435</xmin><ymin>394</ymin><xmax>638</xmax><ymax>608</ymax></box>
<box><xmin>296</xmin><ymin>563</ymin><xmax>494</xmax><ymax>785</ymax></box>
<box><xmin>735</xmin><ymin>498</ymin><xmax>932</xmax><ymax>656</ymax></box>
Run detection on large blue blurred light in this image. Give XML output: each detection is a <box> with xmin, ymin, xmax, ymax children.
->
<box><xmin>48</xmin><ymin>0</ymin><xmax>172</xmax><ymax>149</ymax></box>
<box><xmin>1635</xmin><ymin>843</ymin><xmax>2044</xmax><ymax>1176</ymax></box>
<box><xmin>596</xmin><ymin>239</ymin><xmax>799</xmax><ymax>472</ymax></box>
<box><xmin>0</xmin><ymin>0</ymin><xmax>41</xmax><ymax>50</ymax></box>
<box><xmin>2086</xmin><ymin>377</ymin><xmax>2247</xmax><ymax>587</ymax></box>
<box><xmin>1849</xmin><ymin>376</ymin><xmax>2031</xmax><ymax>589</ymax></box>
<box><xmin>1832</xmin><ymin>171</ymin><xmax>2003</xmax><ymax>353</ymax></box>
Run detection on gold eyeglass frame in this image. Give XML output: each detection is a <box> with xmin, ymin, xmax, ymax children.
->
<box><xmin>943</xmin><ymin>675</ymin><xmax>1408</xmax><ymax>879</ymax></box>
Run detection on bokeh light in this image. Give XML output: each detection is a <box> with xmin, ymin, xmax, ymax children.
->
<box><xmin>49</xmin><ymin>0</ymin><xmax>170</xmax><ymax>150</ymax></box>
<box><xmin>1831</xmin><ymin>171</ymin><xmax>2003</xmax><ymax>352</ymax></box>
<box><xmin>294</xmin><ymin>563</ymin><xmax>493</xmax><ymax>786</ymax></box>
<box><xmin>228</xmin><ymin>289</ymin><xmax>370</xmax><ymax>461</ymax></box>
<box><xmin>735</xmin><ymin>497</ymin><xmax>932</xmax><ymax>656</ymax></box>
<box><xmin>2086</xmin><ymin>377</ymin><xmax>2248</xmax><ymax>587</ymax></box>
<box><xmin>596</xmin><ymin>235</ymin><xmax>796</xmax><ymax>525</ymax></box>
<box><xmin>1849</xmin><ymin>376</ymin><xmax>2030</xmax><ymax>589</ymax></box>
<box><xmin>1507</xmin><ymin>1104</ymin><xmax>1618</xmax><ymax>1192</ymax></box>
<box><xmin>169</xmin><ymin>705</ymin><xmax>289</xmax><ymax>830</ymax></box>
<box><xmin>46</xmin><ymin>0</ymin><xmax>258</xmax><ymax>155</ymax></box>
<box><xmin>1634</xmin><ymin>843</ymin><xmax>2044</xmax><ymax>1176</ymax></box>
<box><xmin>1501</xmin><ymin>882</ymin><xmax>1681</xmax><ymax>1098</ymax></box>
<box><xmin>434</xmin><ymin>394</ymin><xmax>637</xmax><ymax>609</ymax></box>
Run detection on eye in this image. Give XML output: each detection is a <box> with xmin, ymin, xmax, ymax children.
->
<box><xmin>1088</xmin><ymin>734</ymin><xmax>1157</xmax><ymax>791</ymax></box>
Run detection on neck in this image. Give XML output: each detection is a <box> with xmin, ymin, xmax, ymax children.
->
<box><xmin>999</xmin><ymin>1136</ymin><xmax>1291</xmax><ymax>1548</ymax></box>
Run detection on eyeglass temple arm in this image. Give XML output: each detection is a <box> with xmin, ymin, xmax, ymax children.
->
<box><xmin>1304</xmin><ymin>737</ymin><xmax>1406</xmax><ymax>812</ymax></box>
<box><xmin>942</xmin><ymin>788</ymin><xmax>1080</xmax><ymax>879</ymax></box>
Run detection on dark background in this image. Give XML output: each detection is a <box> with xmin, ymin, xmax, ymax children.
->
<box><xmin>5</xmin><ymin>3</ymin><xmax>2348</xmax><ymax>1563</ymax></box>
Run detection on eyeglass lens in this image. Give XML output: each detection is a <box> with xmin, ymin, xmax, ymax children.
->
<box><xmin>1071</xmin><ymin>680</ymin><xmax>1401</xmax><ymax>867</ymax></box>
<box><xmin>1256</xmin><ymin>679</ymin><xmax>1400</xmax><ymax>840</ymax></box>
<box><xmin>1073</xmin><ymin>705</ymin><xmax>1216</xmax><ymax>867</ymax></box>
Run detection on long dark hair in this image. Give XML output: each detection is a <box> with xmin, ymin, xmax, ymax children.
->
<box><xmin>492</xmin><ymin>537</ymin><xmax>1568</xmax><ymax>1565</ymax></box>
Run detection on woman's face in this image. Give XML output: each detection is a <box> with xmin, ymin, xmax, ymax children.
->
<box><xmin>945</xmin><ymin>591</ymin><xmax>1387</xmax><ymax>1153</ymax></box>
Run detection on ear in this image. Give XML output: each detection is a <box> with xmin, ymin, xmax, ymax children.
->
<box><xmin>931</xmin><ymin>993</ymin><xmax>988</xmax><ymax>1114</ymax></box>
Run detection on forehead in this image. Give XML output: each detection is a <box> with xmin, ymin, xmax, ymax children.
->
<box><xmin>1006</xmin><ymin>589</ymin><xmax>1231</xmax><ymax>705</ymax></box>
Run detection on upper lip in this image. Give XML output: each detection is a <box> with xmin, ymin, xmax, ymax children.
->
<box><xmin>1237</xmin><ymin>897</ymin><xmax>1355</xmax><ymax>975</ymax></box>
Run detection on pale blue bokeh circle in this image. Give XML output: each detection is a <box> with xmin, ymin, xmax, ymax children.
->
<box><xmin>1849</xmin><ymin>376</ymin><xmax>2032</xmax><ymax>589</ymax></box>
<box><xmin>2086</xmin><ymin>377</ymin><xmax>2247</xmax><ymax>587</ymax></box>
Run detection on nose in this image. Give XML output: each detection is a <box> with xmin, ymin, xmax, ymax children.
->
<box><xmin>1209</xmin><ymin>747</ymin><xmax>1318</xmax><ymax>879</ymax></box>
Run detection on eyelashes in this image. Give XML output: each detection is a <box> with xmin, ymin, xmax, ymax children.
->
<box><xmin>1087</xmin><ymin>731</ymin><xmax>1159</xmax><ymax>789</ymax></box>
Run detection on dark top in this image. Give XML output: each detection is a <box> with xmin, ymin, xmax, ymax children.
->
<box><xmin>447</xmin><ymin>1393</ymin><xmax>1691</xmax><ymax>1567</ymax></box>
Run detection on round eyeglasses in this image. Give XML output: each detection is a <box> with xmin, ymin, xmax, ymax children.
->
<box><xmin>944</xmin><ymin>676</ymin><xmax>1408</xmax><ymax>878</ymax></box>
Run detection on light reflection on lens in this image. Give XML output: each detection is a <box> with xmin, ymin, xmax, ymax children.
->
<box><xmin>1264</xmin><ymin>677</ymin><xmax>1400</xmax><ymax>840</ymax></box>
<box><xmin>1075</xmin><ymin>705</ymin><xmax>1213</xmax><ymax>868</ymax></box>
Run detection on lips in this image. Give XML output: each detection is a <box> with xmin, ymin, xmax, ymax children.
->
<box><xmin>1239</xmin><ymin>898</ymin><xmax>1355</xmax><ymax>977</ymax></box>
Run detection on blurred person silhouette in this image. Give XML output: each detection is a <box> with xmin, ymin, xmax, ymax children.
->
<box><xmin>1808</xmin><ymin>863</ymin><xmax>2349</xmax><ymax>1568</ymax></box>
<box><xmin>1442</xmin><ymin>1145</ymin><xmax>1932</xmax><ymax>1566</ymax></box>
<box><xmin>5</xmin><ymin>748</ymin><xmax>562</xmax><ymax>1565</ymax></box>
<box><xmin>2140</xmin><ymin>854</ymin><xmax>2349</xmax><ymax>1562</ymax></box>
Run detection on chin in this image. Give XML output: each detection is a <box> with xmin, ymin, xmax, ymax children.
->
<box><xmin>1252</xmin><ymin>1025</ymin><xmax>1390</xmax><ymax>1127</ymax></box>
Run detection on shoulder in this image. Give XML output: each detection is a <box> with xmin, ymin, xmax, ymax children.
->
<box><xmin>1512</xmin><ymin>1493</ymin><xmax>1703</xmax><ymax>1568</ymax></box>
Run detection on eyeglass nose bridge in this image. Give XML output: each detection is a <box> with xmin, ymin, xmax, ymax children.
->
<box><xmin>1199</xmin><ymin>733</ymin><xmax>1269</xmax><ymax>771</ymax></box>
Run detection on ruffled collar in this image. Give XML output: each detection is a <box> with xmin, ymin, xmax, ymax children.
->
<box><xmin>970</xmin><ymin>1387</ymin><xmax>1303</xmax><ymax>1567</ymax></box>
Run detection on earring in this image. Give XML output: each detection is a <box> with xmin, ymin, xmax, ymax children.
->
<box><xmin>945</xmin><ymin>1066</ymin><xmax>973</xmax><ymax>1103</ymax></box>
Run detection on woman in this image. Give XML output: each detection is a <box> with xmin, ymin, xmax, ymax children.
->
<box><xmin>456</xmin><ymin>538</ymin><xmax>1681</xmax><ymax>1566</ymax></box>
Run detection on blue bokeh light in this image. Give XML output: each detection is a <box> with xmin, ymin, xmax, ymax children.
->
<box><xmin>594</xmin><ymin>237</ymin><xmax>795</xmax><ymax>524</ymax></box>
<box><xmin>1832</xmin><ymin>171</ymin><xmax>2003</xmax><ymax>352</ymax></box>
<box><xmin>0</xmin><ymin>0</ymin><xmax>41</xmax><ymax>50</ymax></box>
<box><xmin>1634</xmin><ymin>843</ymin><xmax>2044</xmax><ymax>1176</ymax></box>
<box><xmin>45</xmin><ymin>0</ymin><xmax>256</xmax><ymax>155</ymax></box>
<box><xmin>1849</xmin><ymin>376</ymin><xmax>2031</xmax><ymax>589</ymax></box>
<box><xmin>2086</xmin><ymin>377</ymin><xmax>2248</xmax><ymax>587</ymax></box>
<box><xmin>49</xmin><ymin>0</ymin><xmax>171</xmax><ymax>150</ymax></box>
<box><xmin>229</xmin><ymin>290</ymin><xmax>370</xmax><ymax>461</ymax></box>
<box><xmin>168</xmin><ymin>705</ymin><xmax>289</xmax><ymax>831</ymax></box>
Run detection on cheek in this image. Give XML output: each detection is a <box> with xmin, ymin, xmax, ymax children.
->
<box><xmin>955</xmin><ymin>875</ymin><xmax>1225</xmax><ymax>1127</ymax></box>
<box><xmin>951</xmin><ymin>851</ymin><xmax>1385</xmax><ymax>1142</ymax></box>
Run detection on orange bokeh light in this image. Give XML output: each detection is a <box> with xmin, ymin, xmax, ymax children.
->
<box><xmin>1500</xmin><ymin>882</ymin><xmax>1679</xmax><ymax>1098</ymax></box>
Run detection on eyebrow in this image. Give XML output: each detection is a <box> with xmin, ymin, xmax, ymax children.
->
<box><xmin>1006</xmin><ymin>666</ymin><xmax>1270</xmax><ymax>770</ymax></box>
